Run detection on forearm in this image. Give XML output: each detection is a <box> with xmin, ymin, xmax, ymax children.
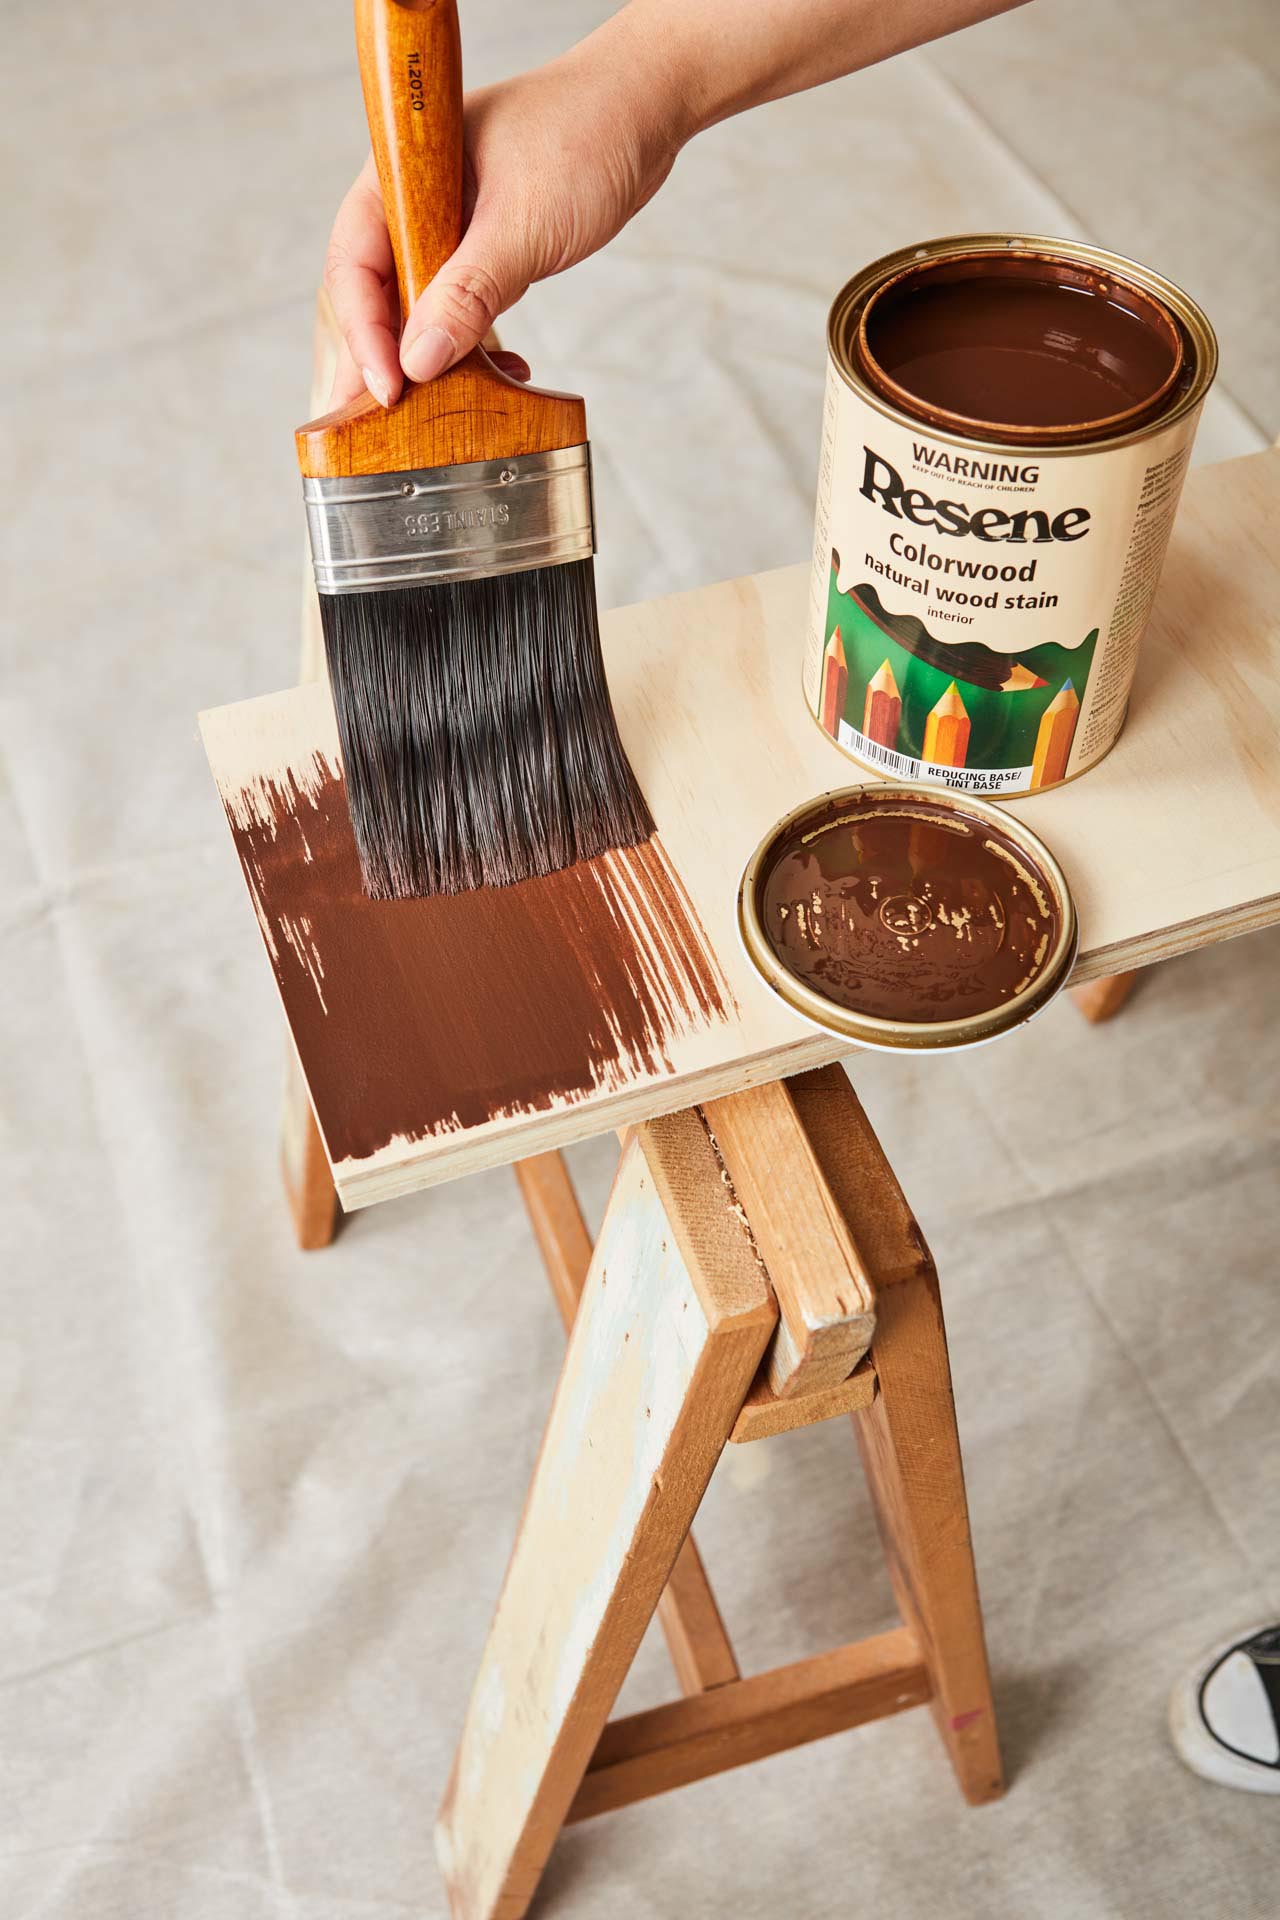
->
<box><xmin>589</xmin><ymin>0</ymin><xmax>1028</xmax><ymax>142</ymax></box>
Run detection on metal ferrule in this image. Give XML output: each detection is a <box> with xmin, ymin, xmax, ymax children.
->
<box><xmin>303</xmin><ymin>444</ymin><xmax>595</xmax><ymax>594</ymax></box>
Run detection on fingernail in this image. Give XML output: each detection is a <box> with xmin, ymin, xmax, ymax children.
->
<box><xmin>402</xmin><ymin>324</ymin><xmax>456</xmax><ymax>384</ymax></box>
<box><xmin>362</xmin><ymin>366</ymin><xmax>393</xmax><ymax>409</ymax></box>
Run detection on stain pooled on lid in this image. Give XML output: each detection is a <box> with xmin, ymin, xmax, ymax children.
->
<box><xmin>759</xmin><ymin>793</ymin><xmax>1060</xmax><ymax>1025</ymax></box>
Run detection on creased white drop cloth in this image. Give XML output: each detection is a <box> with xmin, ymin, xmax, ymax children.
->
<box><xmin>2</xmin><ymin>3</ymin><xmax>1278</xmax><ymax>1916</ymax></box>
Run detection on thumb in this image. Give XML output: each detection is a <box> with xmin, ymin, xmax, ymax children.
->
<box><xmin>399</xmin><ymin>210</ymin><xmax>529</xmax><ymax>384</ymax></box>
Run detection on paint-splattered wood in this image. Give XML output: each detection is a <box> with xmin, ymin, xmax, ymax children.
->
<box><xmin>512</xmin><ymin>1146</ymin><xmax>740</xmax><ymax>1696</ymax></box>
<box><xmin>202</xmin><ymin>447</ymin><xmax>1280</xmax><ymax>1206</ymax></box>
<box><xmin>435</xmin><ymin>1114</ymin><xmax>775</xmax><ymax>1920</ymax></box>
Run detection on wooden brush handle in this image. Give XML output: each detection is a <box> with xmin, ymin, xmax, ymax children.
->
<box><xmin>297</xmin><ymin>0</ymin><xmax>586</xmax><ymax>476</ymax></box>
<box><xmin>356</xmin><ymin>0</ymin><xmax>463</xmax><ymax>320</ymax></box>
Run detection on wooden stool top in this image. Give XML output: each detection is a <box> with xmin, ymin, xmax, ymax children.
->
<box><xmin>201</xmin><ymin>448</ymin><xmax>1280</xmax><ymax>1209</ymax></box>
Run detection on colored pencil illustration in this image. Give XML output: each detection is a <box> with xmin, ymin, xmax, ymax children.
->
<box><xmin>820</xmin><ymin>626</ymin><xmax>848</xmax><ymax>736</ymax></box>
<box><xmin>862</xmin><ymin>658</ymin><xmax>902</xmax><ymax>748</ymax></box>
<box><xmin>922</xmin><ymin>681</ymin><xmax>971</xmax><ymax>768</ymax></box>
<box><xmin>1031</xmin><ymin>680</ymin><xmax>1080</xmax><ymax>789</ymax></box>
<box><xmin>1000</xmin><ymin>661</ymin><xmax>1049</xmax><ymax>692</ymax></box>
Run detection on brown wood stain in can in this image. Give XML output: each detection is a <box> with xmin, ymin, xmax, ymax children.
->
<box><xmin>221</xmin><ymin>754</ymin><xmax>730</xmax><ymax>1166</ymax></box>
<box><xmin>857</xmin><ymin>250</ymin><xmax>1183</xmax><ymax>443</ymax></box>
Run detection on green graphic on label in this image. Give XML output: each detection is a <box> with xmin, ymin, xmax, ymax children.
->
<box><xmin>818</xmin><ymin>552</ymin><xmax>1098</xmax><ymax>792</ymax></box>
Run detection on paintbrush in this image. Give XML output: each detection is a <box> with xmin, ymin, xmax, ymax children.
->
<box><xmin>296</xmin><ymin>0</ymin><xmax>652</xmax><ymax>899</ymax></box>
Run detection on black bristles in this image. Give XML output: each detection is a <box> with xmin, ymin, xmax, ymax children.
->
<box><xmin>320</xmin><ymin>558</ymin><xmax>654</xmax><ymax>899</ymax></box>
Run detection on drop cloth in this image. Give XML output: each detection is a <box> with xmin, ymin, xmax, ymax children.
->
<box><xmin>3</xmin><ymin>4</ymin><xmax>1278</xmax><ymax>1915</ymax></box>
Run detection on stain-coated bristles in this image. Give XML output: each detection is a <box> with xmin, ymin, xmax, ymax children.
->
<box><xmin>320</xmin><ymin>558</ymin><xmax>654</xmax><ymax>899</ymax></box>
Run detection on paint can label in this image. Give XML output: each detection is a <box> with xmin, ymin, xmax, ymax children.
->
<box><xmin>805</xmin><ymin>328</ymin><xmax>1206</xmax><ymax>795</ymax></box>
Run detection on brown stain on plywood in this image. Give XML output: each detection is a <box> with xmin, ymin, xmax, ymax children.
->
<box><xmin>220</xmin><ymin>756</ymin><xmax>731</xmax><ymax>1165</ymax></box>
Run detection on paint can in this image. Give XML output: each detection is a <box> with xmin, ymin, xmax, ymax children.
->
<box><xmin>737</xmin><ymin>785</ymin><xmax>1078</xmax><ymax>1051</ymax></box>
<box><xmin>804</xmin><ymin>235</ymin><xmax>1217</xmax><ymax>795</ymax></box>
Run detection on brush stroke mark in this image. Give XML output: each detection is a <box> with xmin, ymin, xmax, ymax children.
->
<box><xmin>218</xmin><ymin>755</ymin><xmax>731</xmax><ymax>1164</ymax></box>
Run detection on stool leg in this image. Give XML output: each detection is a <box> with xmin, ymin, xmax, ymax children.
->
<box><xmin>781</xmin><ymin>1065</ymin><xmax>1002</xmax><ymax>1805</ymax></box>
<box><xmin>437</xmin><ymin>1117</ymin><xmax>775</xmax><ymax>1920</ymax></box>
<box><xmin>1072</xmin><ymin>968</ymin><xmax>1139</xmax><ymax>1023</ymax></box>
<box><xmin>280</xmin><ymin>1046</ymin><xmax>339</xmax><ymax>1250</ymax></box>
<box><xmin>852</xmin><ymin>1267</ymin><xmax>1003</xmax><ymax>1804</ymax></box>
<box><xmin>513</xmin><ymin>1149</ymin><xmax>740</xmax><ymax>1695</ymax></box>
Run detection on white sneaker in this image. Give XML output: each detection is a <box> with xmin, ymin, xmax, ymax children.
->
<box><xmin>1169</xmin><ymin>1623</ymin><xmax>1280</xmax><ymax>1794</ymax></box>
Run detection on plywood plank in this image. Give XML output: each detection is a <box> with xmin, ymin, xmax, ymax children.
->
<box><xmin>435</xmin><ymin>1118</ymin><xmax>774</xmax><ymax>1920</ymax></box>
<box><xmin>203</xmin><ymin>448</ymin><xmax>1280</xmax><ymax>1206</ymax></box>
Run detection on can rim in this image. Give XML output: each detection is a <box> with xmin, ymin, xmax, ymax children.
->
<box><xmin>828</xmin><ymin>233</ymin><xmax>1218</xmax><ymax>457</ymax></box>
<box><xmin>737</xmin><ymin>784</ymin><xmax>1079</xmax><ymax>1052</ymax></box>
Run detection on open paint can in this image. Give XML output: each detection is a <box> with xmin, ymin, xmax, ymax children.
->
<box><xmin>804</xmin><ymin>234</ymin><xmax>1217</xmax><ymax>796</ymax></box>
<box><xmin>738</xmin><ymin>786</ymin><xmax>1078</xmax><ymax>1051</ymax></box>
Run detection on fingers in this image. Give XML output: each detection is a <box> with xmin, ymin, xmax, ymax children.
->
<box><xmin>324</xmin><ymin>157</ymin><xmax>403</xmax><ymax>409</ymax></box>
<box><xmin>326</xmin><ymin>159</ymin><xmax>534</xmax><ymax>397</ymax></box>
<box><xmin>399</xmin><ymin>198</ymin><xmax>530</xmax><ymax>384</ymax></box>
<box><xmin>329</xmin><ymin>337</ymin><xmax>370</xmax><ymax>408</ymax></box>
<box><xmin>332</xmin><ymin>334</ymin><xmax>529</xmax><ymax>406</ymax></box>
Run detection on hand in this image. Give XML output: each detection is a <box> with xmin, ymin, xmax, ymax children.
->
<box><xmin>324</xmin><ymin>22</ymin><xmax>688</xmax><ymax>408</ymax></box>
<box><xmin>321</xmin><ymin>0</ymin><xmax>1026</xmax><ymax>409</ymax></box>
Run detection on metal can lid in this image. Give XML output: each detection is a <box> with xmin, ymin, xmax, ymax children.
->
<box><xmin>738</xmin><ymin>785</ymin><xmax>1078</xmax><ymax>1052</ymax></box>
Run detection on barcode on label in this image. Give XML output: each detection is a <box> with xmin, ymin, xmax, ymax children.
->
<box><xmin>837</xmin><ymin>726</ymin><xmax>921</xmax><ymax>777</ymax></box>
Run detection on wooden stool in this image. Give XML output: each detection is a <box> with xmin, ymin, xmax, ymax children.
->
<box><xmin>284</xmin><ymin>1064</ymin><xmax>1002</xmax><ymax>1918</ymax></box>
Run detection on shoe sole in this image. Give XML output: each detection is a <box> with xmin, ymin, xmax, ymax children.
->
<box><xmin>1168</xmin><ymin>1627</ymin><xmax>1280</xmax><ymax>1796</ymax></box>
